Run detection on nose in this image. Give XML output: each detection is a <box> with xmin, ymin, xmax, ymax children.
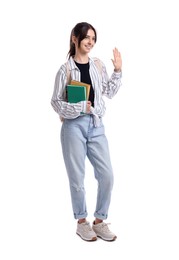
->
<box><xmin>88</xmin><ymin>38</ymin><xmax>93</xmax><ymax>44</ymax></box>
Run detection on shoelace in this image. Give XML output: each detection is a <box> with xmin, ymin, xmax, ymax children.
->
<box><xmin>98</xmin><ymin>223</ymin><xmax>112</xmax><ymax>233</ymax></box>
<box><xmin>83</xmin><ymin>222</ymin><xmax>93</xmax><ymax>232</ymax></box>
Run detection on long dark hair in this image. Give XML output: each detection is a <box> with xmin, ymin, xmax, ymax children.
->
<box><xmin>67</xmin><ymin>22</ymin><xmax>97</xmax><ymax>58</ymax></box>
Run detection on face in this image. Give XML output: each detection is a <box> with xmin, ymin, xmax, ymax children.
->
<box><xmin>74</xmin><ymin>29</ymin><xmax>96</xmax><ymax>54</ymax></box>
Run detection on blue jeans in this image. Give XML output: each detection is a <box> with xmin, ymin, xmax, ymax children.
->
<box><xmin>61</xmin><ymin>115</ymin><xmax>114</xmax><ymax>220</ymax></box>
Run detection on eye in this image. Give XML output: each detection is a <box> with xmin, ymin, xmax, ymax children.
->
<box><xmin>85</xmin><ymin>36</ymin><xmax>96</xmax><ymax>42</ymax></box>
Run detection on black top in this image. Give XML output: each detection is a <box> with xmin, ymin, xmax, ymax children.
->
<box><xmin>74</xmin><ymin>61</ymin><xmax>94</xmax><ymax>107</ymax></box>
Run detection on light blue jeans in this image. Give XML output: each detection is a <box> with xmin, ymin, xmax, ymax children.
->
<box><xmin>61</xmin><ymin>115</ymin><xmax>114</xmax><ymax>220</ymax></box>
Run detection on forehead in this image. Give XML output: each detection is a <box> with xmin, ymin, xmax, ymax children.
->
<box><xmin>86</xmin><ymin>29</ymin><xmax>95</xmax><ymax>37</ymax></box>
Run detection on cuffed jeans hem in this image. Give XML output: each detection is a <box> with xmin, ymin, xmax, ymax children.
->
<box><xmin>74</xmin><ymin>213</ymin><xmax>88</xmax><ymax>220</ymax></box>
<box><xmin>94</xmin><ymin>212</ymin><xmax>108</xmax><ymax>220</ymax></box>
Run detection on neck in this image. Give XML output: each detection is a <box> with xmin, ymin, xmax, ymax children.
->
<box><xmin>73</xmin><ymin>55</ymin><xmax>89</xmax><ymax>64</ymax></box>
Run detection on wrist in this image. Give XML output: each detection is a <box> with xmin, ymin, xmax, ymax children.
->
<box><xmin>114</xmin><ymin>68</ymin><xmax>121</xmax><ymax>73</ymax></box>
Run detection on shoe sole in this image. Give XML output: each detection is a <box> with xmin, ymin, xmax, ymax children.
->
<box><xmin>96</xmin><ymin>235</ymin><xmax>117</xmax><ymax>241</ymax></box>
<box><xmin>76</xmin><ymin>233</ymin><xmax>97</xmax><ymax>241</ymax></box>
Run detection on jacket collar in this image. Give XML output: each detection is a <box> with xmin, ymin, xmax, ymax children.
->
<box><xmin>68</xmin><ymin>56</ymin><xmax>94</xmax><ymax>71</ymax></box>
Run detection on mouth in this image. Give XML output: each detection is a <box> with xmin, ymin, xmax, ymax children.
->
<box><xmin>85</xmin><ymin>45</ymin><xmax>92</xmax><ymax>50</ymax></box>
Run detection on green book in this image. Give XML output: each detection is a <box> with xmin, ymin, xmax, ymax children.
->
<box><xmin>67</xmin><ymin>85</ymin><xmax>86</xmax><ymax>103</ymax></box>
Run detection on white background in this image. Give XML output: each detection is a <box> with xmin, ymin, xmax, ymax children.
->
<box><xmin>0</xmin><ymin>0</ymin><xmax>179</xmax><ymax>259</ymax></box>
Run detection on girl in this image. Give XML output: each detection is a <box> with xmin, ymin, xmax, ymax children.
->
<box><xmin>51</xmin><ymin>22</ymin><xmax>122</xmax><ymax>241</ymax></box>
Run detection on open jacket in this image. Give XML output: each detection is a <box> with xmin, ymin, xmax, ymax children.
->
<box><xmin>51</xmin><ymin>56</ymin><xmax>122</xmax><ymax>120</ymax></box>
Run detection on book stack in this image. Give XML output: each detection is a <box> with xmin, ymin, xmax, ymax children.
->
<box><xmin>67</xmin><ymin>80</ymin><xmax>91</xmax><ymax>103</ymax></box>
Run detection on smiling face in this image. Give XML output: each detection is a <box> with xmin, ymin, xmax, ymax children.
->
<box><xmin>72</xmin><ymin>29</ymin><xmax>96</xmax><ymax>55</ymax></box>
<box><xmin>79</xmin><ymin>29</ymin><xmax>96</xmax><ymax>54</ymax></box>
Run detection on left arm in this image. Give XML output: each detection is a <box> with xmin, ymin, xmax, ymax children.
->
<box><xmin>111</xmin><ymin>47</ymin><xmax>122</xmax><ymax>72</ymax></box>
<box><xmin>102</xmin><ymin>48</ymin><xmax>122</xmax><ymax>98</ymax></box>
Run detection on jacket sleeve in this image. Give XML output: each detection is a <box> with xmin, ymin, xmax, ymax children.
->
<box><xmin>51</xmin><ymin>64</ymin><xmax>86</xmax><ymax>119</ymax></box>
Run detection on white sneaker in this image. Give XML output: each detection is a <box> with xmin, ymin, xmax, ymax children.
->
<box><xmin>92</xmin><ymin>222</ymin><xmax>117</xmax><ymax>241</ymax></box>
<box><xmin>76</xmin><ymin>221</ymin><xmax>97</xmax><ymax>241</ymax></box>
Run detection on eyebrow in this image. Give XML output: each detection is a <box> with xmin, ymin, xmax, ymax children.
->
<box><xmin>86</xmin><ymin>34</ymin><xmax>96</xmax><ymax>38</ymax></box>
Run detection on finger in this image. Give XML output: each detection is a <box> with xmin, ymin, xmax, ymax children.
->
<box><xmin>113</xmin><ymin>48</ymin><xmax>120</xmax><ymax>60</ymax></box>
<box><xmin>114</xmin><ymin>47</ymin><xmax>121</xmax><ymax>56</ymax></box>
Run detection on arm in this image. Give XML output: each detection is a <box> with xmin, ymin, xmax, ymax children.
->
<box><xmin>102</xmin><ymin>48</ymin><xmax>122</xmax><ymax>98</ymax></box>
<box><xmin>51</xmin><ymin>64</ymin><xmax>87</xmax><ymax>119</ymax></box>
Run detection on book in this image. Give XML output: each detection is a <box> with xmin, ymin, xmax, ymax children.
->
<box><xmin>70</xmin><ymin>80</ymin><xmax>90</xmax><ymax>100</ymax></box>
<box><xmin>67</xmin><ymin>85</ymin><xmax>86</xmax><ymax>103</ymax></box>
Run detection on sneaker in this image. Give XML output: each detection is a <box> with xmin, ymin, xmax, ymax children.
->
<box><xmin>76</xmin><ymin>221</ymin><xmax>97</xmax><ymax>241</ymax></box>
<box><xmin>92</xmin><ymin>222</ymin><xmax>117</xmax><ymax>241</ymax></box>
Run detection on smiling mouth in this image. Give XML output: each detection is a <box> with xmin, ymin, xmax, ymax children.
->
<box><xmin>85</xmin><ymin>45</ymin><xmax>92</xmax><ymax>49</ymax></box>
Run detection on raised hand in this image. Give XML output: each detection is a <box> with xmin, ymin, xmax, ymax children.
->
<box><xmin>111</xmin><ymin>47</ymin><xmax>122</xmax><ymax>72</ymax></box>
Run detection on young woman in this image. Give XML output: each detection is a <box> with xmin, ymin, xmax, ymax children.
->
<box><xmin>51</xmin><ymin>22</ymin><xmax>122</xmax><ymax>241</ymax></box>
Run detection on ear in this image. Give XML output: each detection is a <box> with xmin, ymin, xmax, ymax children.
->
<box><xmin>72</xmin><ymin>35</ymin><xmax>77</xmax><ymax>44</ymax></box>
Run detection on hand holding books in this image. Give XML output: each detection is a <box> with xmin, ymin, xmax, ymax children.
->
<box><xmin>86</xmin><ymin>101</ymin><xmax>91</xmax><ymax>113</ymax></box>
<box><xmin>67</xmin><ymin>80</ymin><xmax>91</xmax><ymax>114</ymax></box>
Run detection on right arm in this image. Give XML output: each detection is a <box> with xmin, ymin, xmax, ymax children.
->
<box><xmin>51</xmin><ymin>64</ymin><xmax>88</xmax><ymax>119</ymax></box>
